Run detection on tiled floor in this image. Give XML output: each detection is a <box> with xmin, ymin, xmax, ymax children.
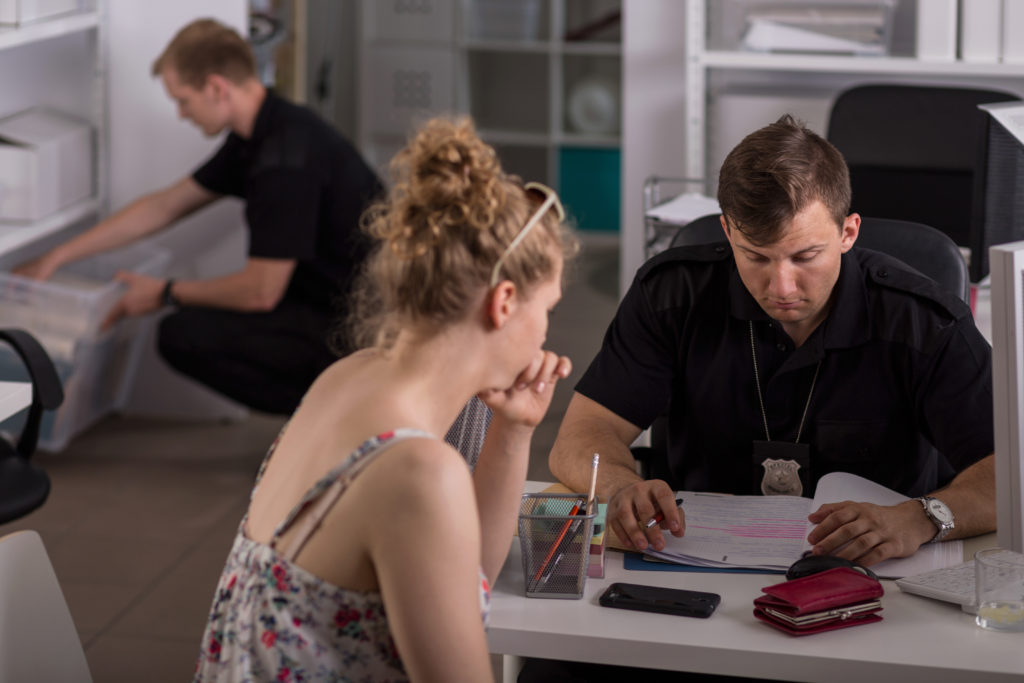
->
<box><xmin>0</xmin><ymin>237</ymin><xmax>620</xmax><ymax>682</ymax></box>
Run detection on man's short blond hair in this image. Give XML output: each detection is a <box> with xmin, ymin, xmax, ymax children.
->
<box><xmin>151</xmin><ymin>18</ymin><xmax>256</xmax><ymax>88</ymax></box>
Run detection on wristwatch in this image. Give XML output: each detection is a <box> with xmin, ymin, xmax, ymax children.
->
<box><xmin>915</xmin><ymin>496</ymin><xmax>954</xmax><ymax>543</ymax></box>
<box><xmin>161</xmin><ymin>278</ymin><xmax>180</xmax><ymax>308</ymax></box>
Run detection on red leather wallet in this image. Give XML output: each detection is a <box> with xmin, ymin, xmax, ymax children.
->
<box><xmin>753</xmin><ymin>567</ymin><xmax>884</xmax><ymax>636</ymax></box>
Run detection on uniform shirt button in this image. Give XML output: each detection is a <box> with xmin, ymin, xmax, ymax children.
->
<box><xmin>776</xmin><ymin>343</ymin><xmax>786</xmax><ymax>351</ymax></box>
<box><xmin>878</xmin><ymin>268</ymin><xmax>888</xmax><ymax>278</ymax></box>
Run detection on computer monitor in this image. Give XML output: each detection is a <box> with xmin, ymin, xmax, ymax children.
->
<box><xmin>970</xmin><ymin>102</ymin><xmax>1024</xmax><ymax>282</ymax></box>
<box><xmin>990</xmin><ymin>241</ymin><xmax>1024</xmax><ymax>553</ymax></box>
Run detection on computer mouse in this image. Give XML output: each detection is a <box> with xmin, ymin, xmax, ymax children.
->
<box><xmin>786</xmin><ymin>552</ymin><xmax>879</xmax><ymax>581</ymax></box>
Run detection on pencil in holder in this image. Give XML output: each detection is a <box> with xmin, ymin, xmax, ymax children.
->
<box><xmin>518</xmin><ymin>492</ymin><xmax>595</xmax><ymax>598</ymax></box>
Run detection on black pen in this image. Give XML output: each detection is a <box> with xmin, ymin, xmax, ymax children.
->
<box><xmin>645</xmin><ymin>498</ymin><xmax>684</xmax><ymax>529</ymax></box>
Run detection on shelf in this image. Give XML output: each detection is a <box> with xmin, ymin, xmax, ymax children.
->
<box><xmin>0</xmin><ymin>198</ymin><xmax>101</xmax><ymax>256</ymax></box>
<box><xmin>479</xmin><ymin>130</ymin><xmax>619</xmax><ymax>148</ymax></box>
<box><xmin>477</xmin><ymin>129</ymin><xmax>552</xmax><ymax>146</ymax></box>
<box><xmin>0</xmin><ymin>12</ymin><xmax>99</xmax><ymax>52</ymax></box>
<box><xmin>459</xmin><ymin>39</ymin><xmax>551</xmax><ymax>54</ymax></box>
<box><xmin>561</xmin><ymin>42</ymin><xmax>620</xmax><ymax>56</ymax></box>
<box><xmin>460</xmin><ymin>39</ymin><xmax>621</xmax><ymax>56</ymax></box>
<box><xmin>557</xmin><ymin>132</ymin><xmax>619</xmax><ymax>147</ymax></box>
<box><xmin>700</xmin><ymin>50</ymin><xmax>1024</xmax><ymax>77</ymax></box>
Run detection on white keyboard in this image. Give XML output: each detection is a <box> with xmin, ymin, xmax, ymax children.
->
<box><xmin>896</xmin><ymin>559</ymin><xmax>978</xmax><ymax>614</ymax></box>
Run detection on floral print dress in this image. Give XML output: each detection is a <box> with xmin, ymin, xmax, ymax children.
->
<box><xmin>193</xmin><ymin>429</ymin><xmax>492</xmax><ymax>682</ymax></box>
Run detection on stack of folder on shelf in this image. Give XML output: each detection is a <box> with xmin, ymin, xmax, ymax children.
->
<box><xmin>588</xmin><ymin>503</ymin><xmax>608</xmax><ymax>578</ymax></box>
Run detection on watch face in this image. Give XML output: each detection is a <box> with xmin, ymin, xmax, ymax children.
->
<box><xmin>926</xmin><ymin>498</ymin><xmax>954</xmax><ymax>524</ymax></box>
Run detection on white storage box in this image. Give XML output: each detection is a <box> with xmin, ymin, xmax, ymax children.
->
<box><xmin>369</xmin><ymin>0</ymin><xmax>454</xmax><ymax>42</ymax></box>
<box><xmin>363</xmin><ymin>45</ymin><xmax>455</xmax><ymax>136</ymax></box>
<box><xmin>0</xmin><ymin>0</ymin><xmax>81</xmax><ymax>26</ymax></box>
<box><xmin>463</xmin><ymin>0</ymin><xmax>541</xmax><ymax>41</ymax></box>
<box><xmin>0</xmin><ymin>108</ymin><xmax>93</xmax><ymax>222</ymax></box>
<box><xmin>0</xmin><ymin>243</ymin><xmax>170</xmax><ymax>451</ymax></box>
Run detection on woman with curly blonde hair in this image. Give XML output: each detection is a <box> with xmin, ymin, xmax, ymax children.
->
<box><xmin>193</xmin><ymin>116</ymin><xmax>577</xmax><ymax>682</ymax></box>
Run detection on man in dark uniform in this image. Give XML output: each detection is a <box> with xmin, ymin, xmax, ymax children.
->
<box><xmin>16</xmin><ymin>19</ymin><xmax>382</xmax><ymax>415</ymax></box>
<box><xmin>549</xmin><ymin>115</ymin><xmax>995</xmax><ymax>568</ymax></box>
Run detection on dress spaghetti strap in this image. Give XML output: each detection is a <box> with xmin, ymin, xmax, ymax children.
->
<box><xmin>269</xmin><ymin>428</ymin><xmax>434</xmax><ymax>561</ymax></box>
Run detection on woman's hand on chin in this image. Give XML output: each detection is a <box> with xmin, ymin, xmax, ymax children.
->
<box><xmin>478</xmin><ymin>350</ymin><xmax>571</xmax><ymax>428</ymax></box>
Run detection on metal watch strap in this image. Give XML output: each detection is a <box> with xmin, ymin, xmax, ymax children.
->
<box><xmin>916</xmin><ymin>496</ymin><xmax>953</xmax><ymax>543</ymax></box>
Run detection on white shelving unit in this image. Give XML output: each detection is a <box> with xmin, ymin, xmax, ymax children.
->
<box><xmin>683</xmin><ymin>0</ymin><xmax>1024</xmax><ymax>189</ymax></box>
<box><xmin>455</xmin><ymin>0</ymin><xmax>621</xmax><ymax>190</ymax></box>
<box><xmin>0</xmin><ymin>198</ymin><xmax>102</xmax><ymax>257</ymax></box>
<box><xmin>358</xmin><ymin>0</ymin><xmax>622</xmax><ymax>230</ymax></box>
<box><xmin>0</xmin><ymin>5</ymin><xmax>106</xmax><ymax>266</ymax></box>
<box><xmin>0</xmin><ymin>10</ymin><xmax>98</xmax><ymax>49</ymax></box>
<box><xmin>0</xmin><ymin>1</ymin><xmax>255</xmax><ymax>425</ymax></box>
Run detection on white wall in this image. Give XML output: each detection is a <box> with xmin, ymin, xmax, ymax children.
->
<box><xmin>107</xmin><ymin>0</ymin><xmax>251</xmax><ymax>419</ymax></box>
<box><xmin>620</xmin><ymin>0</ymin><xmax>688</xmax><ymax>296</ymax></box>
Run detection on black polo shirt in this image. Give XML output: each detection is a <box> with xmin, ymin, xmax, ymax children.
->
<box><xmin>193</xmin><ymin>90</ymin><xmax>383</xmax><ymax>312</ymax></box>
<box><xmin>577</xmin><ymin>244</ymin><xmax>993</xmax><ymax>497</ymax></box>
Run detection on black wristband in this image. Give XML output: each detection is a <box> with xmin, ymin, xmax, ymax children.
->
<box><xmin>161</xmin><ymin>278</ymin><xmax>180</xmax><ymax>308</ymax></box>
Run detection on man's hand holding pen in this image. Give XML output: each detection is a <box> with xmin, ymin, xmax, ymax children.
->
<box><xmin>608</xmin><ymin>479</ymin><xmax>686</xmax><ymax>552</ymax></box>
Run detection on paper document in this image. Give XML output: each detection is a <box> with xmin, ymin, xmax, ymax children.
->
<box><xmin>644</xmin><ymin>472</ymin><xmax>962</xmax><ymax>579</ymax></box>
<box><xmin>645</xmin><ymin>192</ymin><xmax>721</xmax><ymax>226</ymax></box>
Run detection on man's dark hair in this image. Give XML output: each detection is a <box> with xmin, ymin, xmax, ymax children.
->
<box><xmin>717</xmin><ymin>114</ymin><xmax>851</xmax><ymax>245</ymax></box>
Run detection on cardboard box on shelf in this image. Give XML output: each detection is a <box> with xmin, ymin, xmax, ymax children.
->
<box><xmin>0</xmin><ymin>108</ymin><xmax>93</xmax><ymax>222</ymax></box>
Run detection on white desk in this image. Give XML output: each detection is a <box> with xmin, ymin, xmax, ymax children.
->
<box><xmin>0</xmin><ymin>381</ymin><xmax>31</xmax><ymax>422</ymax></box>
<box><xmin>489</xmin><ymin>489</ymin><xmax>1024</xmax><ymax>682</ymax></box>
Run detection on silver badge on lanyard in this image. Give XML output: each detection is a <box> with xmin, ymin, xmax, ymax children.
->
<box><xmin>760</xmin><ymin>457</ymin><xmax>803</xmax><ymax>496</ymax></box>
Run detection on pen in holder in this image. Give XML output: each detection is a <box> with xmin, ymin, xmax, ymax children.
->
<box><xmin>519</xmin><ymin>493</ymin><xmax>596</xmax><ymax>599</ymax></box>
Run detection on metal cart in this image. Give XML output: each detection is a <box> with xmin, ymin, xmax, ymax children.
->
<box><xmin>642</xmin><ymin>176</ymin><xmax>720</xmax><ymax>259</ymax></box>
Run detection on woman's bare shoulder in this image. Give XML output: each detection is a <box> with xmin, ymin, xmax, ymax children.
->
<box><xmin>357</xmin><ymin>437</ymin><xmax>476</xmax><ymax>527</ymax></box>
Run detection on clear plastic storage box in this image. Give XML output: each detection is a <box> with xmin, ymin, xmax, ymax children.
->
<box><xmin>0</xmin><ymin>243</ymin><xmax>170</xmax><ymax>451</ymax></box>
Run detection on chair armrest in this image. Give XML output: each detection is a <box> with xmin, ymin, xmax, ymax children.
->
<box><xmin>0</xmin><ymin>329</ymin><xmax>63</xmax><ymax>457</ymax></box>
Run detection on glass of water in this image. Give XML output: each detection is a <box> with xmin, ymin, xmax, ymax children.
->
<box><xmin>975</xmin><ymin>548</ymin><xmax>1024</xmax><ymax>631</ymax></box>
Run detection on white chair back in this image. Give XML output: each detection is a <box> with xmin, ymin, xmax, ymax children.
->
<box><xmin>0</xmin><ymin>530</ymin><xmax>91</xmax><ymax>683</ymax></box>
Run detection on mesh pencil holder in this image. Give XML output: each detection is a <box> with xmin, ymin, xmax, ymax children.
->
<box><xmin>518</xmin><ymin>492</ymin><xmax>595</xmax><ymax>599</ymax></box>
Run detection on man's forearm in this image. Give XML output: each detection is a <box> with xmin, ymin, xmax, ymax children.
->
<box><xmin>50</xmin><ymin>193</ymin><xmax>174</xmax><ymax>269</ymax></box>
<box><xmin>170</xmin><ymin>259</ymin><xmax>294</xmax><ymax>312</ymax></box>
<box><xmin>549</xmin><ymin>421</ymin><xmax>641</xmax><ymax>500</ymax></box>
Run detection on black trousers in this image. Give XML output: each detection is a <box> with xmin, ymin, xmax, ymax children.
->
<box><xmin>156</xmin><ymin>301</ymin><xmax>342</xmax><ymax>416</ymax></box>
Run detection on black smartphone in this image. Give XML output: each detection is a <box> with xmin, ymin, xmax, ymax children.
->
<box><xmin>598</xmin><ymin>582</ymin><xmax>721</xmax><ymax>618</ymax></box>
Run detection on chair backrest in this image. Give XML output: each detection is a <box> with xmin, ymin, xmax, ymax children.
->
<box><xmin>446</xmin><ymin>396</ymin><xmax>492</xmax><ymax>470</ymax></box>
<box><xmin>826</xmin><ymin>84</ymin><xmax>1020</xmax><ymax>250</ymax></box>
<box><xmin>0</xmin><ymin>329</ymin><xmax>64</xmax><ymax>524</ymax></box>
<box><xmin>668</xmin><ymin>214</ymin><xmax>969</xmax><ymax>303</ymax></box>
<box><xmin>0</xmin><ymin>530</ymin><xmax>92</xmax><ymax>682</ymax></box>
<box><xmin>855</xmin><ymin>217</ymin><xmax>969</xmax><ymax>304</ymax></box>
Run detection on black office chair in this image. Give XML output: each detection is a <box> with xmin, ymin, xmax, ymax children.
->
<box><xmin>668</xmin><ymin>213</ymin><xmax>969</xmax><ymax>303</ymax></box>
<box><xmin>0</xmin><ymin>329</ymin><xmax>63</xmax><ymax>524</ymax></box>
<box><xmin>634</xmin><ymin>213</ymin><xmax>969</xmax><ymax>476</ymax></box>
<box><xmin>826</xmin><ymin>84</ymin><xmax>1020</xmax><ymax>278</ymax></box>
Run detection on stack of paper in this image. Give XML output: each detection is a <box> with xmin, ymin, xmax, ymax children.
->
<box><xmin>588</xmin><ymin>503</ymin><xmax>608</xmax><ymax>578</ymax></box>
<box><xmin>740</xmin><ymin>5</ymin><xmax>892</xmax><ymax>56</ymax></box>
<box><xmin>645</xmin><ymin>472</ymin><xmax>963</xmax><ymax>579</ymax></box>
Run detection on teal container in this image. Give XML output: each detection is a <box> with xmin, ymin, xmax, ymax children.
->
<box><xmin>558</xmin><ymin>147</ymin><xmax>620</xmax><ymax>232</ymax></box>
